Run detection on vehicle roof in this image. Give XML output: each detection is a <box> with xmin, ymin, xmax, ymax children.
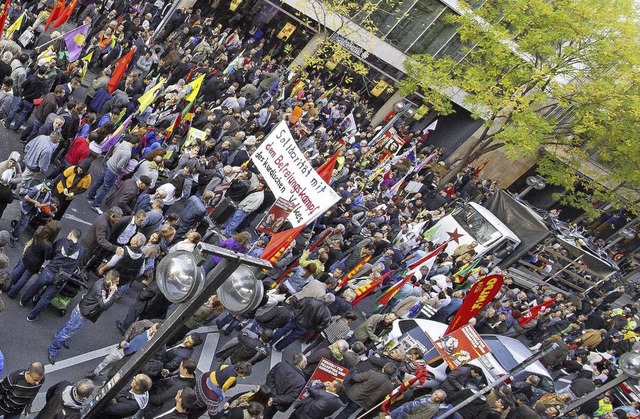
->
<box><xmin>467</xmin><ymin>202</ymin><xmax>521</xmax><ymax>243</ymax></box>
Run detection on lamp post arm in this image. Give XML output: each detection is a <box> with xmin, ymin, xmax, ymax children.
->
<box><xmin>561</xmin><ymin>372</ymin><xmax>630</xmax><ymax>415</ymax></box>
<box><xmin>438</xmin><ymin>343</ymin><xmax>559</xmax><ymax>419</ymax></box>
<box><xmin>81</xmin><ymin>247</ymin><xmax>269</xmax><ymax>417</ymax></box>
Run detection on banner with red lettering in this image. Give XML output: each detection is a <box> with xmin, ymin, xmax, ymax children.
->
<box><xmin>445</xmin><ymin>274</ymin><xmax>503</xmax><ymax>335</ymax></box>
<box><xmin>299</xmin><ymin>358</ymin><xmax>349</xmax><ymax>399</ymax></box>
<box><xmin>251</xmin><ymin>121</ymin><xmax>340</xmax><ymax>226</ymax></box>
<box><xmin>435</xmin><ymin>324</ymin><xmax>490</xmax><ymax>370</ymax></box>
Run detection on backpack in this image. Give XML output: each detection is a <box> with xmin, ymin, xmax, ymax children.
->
<box><xmin>226</xmin><ymin>179</ymin><xmax>249</xmax><ymax>202</ymax></box>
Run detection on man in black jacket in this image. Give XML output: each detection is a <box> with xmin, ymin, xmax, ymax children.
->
<box><xmin>3</xmin><ymin>66</ymin><xmax>47</xmax><ymax>131</ymax></box>
<box><xmin>144</xmin><ymin>359</ymin><xmax>197</xmax><ymax>418</ymax></box>
<box><xmin>47</xmin><ymin>269</ymin><xmax>120</xmax><ymax>363</ymax></box>
<box><xmin>272</xmin><ymin>294</ymin><xmax>334</xmax><ymax>351</ymax></box>
<box><xmin>35</xmin><ymin>378</ymin><xmax>94</xmax><ymax>418</ymax></box>
<box><xmin>79</xmin><ymin>206</ymin><xmax>124</xmax><ymax>270</ymax></box>
<box><xmin>264</xmin><ymin>353</ymin><xmax>307</xmax><ymax>418</ymax></box>
<box><xmin>291</xmin><ymin>380</ymin><xmax>344</xmax><ymax>419</ymax></box>
<box><xmin>215</xmin><ymin>329</ymin><xmax>273</xmax><ymax>366</ymax></box>
<box><xmin>99</xmin><ymin>373</ymin><xmax>152</xmax><ymax>419</ymax></box>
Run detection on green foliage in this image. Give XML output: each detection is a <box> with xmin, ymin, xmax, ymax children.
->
<box><xmin>400</xmin><ymin>0</ymin><xmax>640</xmax><ymax>215</ymax></box>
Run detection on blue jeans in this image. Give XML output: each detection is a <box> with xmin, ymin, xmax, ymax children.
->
<box><xmin>11</xmin><ymin>210</ymin><xmax>35</xmax><ymax>241</ymax></box>
<box><xmin>224</xmin><ymin>209</ymin><xmax>249</xmax><ymax>235</ymax></box>
<box><xmin>7</xmin><ymin>260</ymin><xmax>37</xmax><ymax>298</ymax></box>
<box><xmin>216</xmin><ymin>313</ymin><xmax>241</xmax><ymax>332</ymax></box>
<box><xmin>4</xmin><ymin>98</ymin><xmax>33</xmax><ymax>129</ymax></box>
<box><xmin>21</xmin><ymin>267</ymin><xmax>61</xmax><ymax>319</ymax></box>
<box><xmin>20</xmin><ymin>116</ymin><xmax>43</xmax><ymax>143</ymax></box>
<box><xmin>49</xmin><ymin>305</ymin><xmax>89</xmax><ymax>357</ymax></box>
<box><xmin>87</xmin><ymin>166</ymin><xmax>118</xmax><ymax>206</ymax></box>
<box><xmin>273</xmin><ymin>321</ymin><xmax>308</xmax><ymax>350</ymax></box>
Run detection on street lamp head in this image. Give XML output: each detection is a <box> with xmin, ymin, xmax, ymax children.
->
<box><xmin>526</xmin><ymin>175</ymin><xmax>547</xmax><ymax>190</ymax></box>
<box><xmin>621</xmin><ymin>228</ymin><xmax>636</xmax><ymax>240</ymax></box>
<box><xmin>155</xmin><ymin>251</ymin><xmax>205</xmax><ymax>303</ymax></box>
<box><xmin>405</xmin><ymin>107</ymin><xmax>416</xmax><ymax>118</ymax></box>
<box><xmin>393</xmin><ymin>100</ymin><xmax>406</xmax><ymax>113</ymax></box>
<box><xmin>619</xmin><ymin>352</ymin><xmax>640</xmax><ymax>378</ymax></box>
<box><xmin>216</xmin><ymin>265</ymin><xmax>264</xmax><ymax>316</ymax></box>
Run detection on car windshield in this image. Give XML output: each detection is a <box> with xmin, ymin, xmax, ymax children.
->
<box><xmin>453</xmin><ymin>205</ymin><xmax>500</xmax><ymax>246</ymax></box>
<box><xmin>483</xmin><ymin>336</ymin><xmax>518</xmax><ymax>371</ymax></box>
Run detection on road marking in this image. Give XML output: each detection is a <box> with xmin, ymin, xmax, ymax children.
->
<box><xmin>270</xmin><ymin>347</ymin><xmax>282</xmax><ymax>369</ymax></box>
<box><xmin>63</xmin><ymin>213</ymin><xmax>93</xmax><ymax>226</ymax></box>
<box><xmin>45</xmin><ymin>344</ymin><xmax>118</xmax><ymax>373</ymax></box>
<box><xmin>197</xmin><ymin>332</ymin><xmax>220</xmax><ymax>374</ymax></box>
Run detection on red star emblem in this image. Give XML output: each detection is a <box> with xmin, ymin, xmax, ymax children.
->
<box><xmin>447</xmin><ymin>228</ymin><xmax>464</xmax><ymax>243</ymax></box>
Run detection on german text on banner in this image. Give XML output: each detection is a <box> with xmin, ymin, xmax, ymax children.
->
<box><xmin>251</xmin><ymin>121</ymin><xmax>340</xmax><ymax>226</ymax></box>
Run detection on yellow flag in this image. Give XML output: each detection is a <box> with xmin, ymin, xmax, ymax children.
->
<box><xmin>6</xmin><ymin>12</ymin><xmax>25</xmax><ymax>40</ymax></box>
<box><xmin>137</xmin><ymin>78</ymin><xmax>165</xmax><ymax>113</ymax></box>
<box><xmin>80</xmin><ymin>51</ymin><xmax>93</xmax><ymax>81</ymax></box>
<box><xmin>184</xmin><ymin>73</ymin><xmax>205</xmax><ymax>102</ymax></box>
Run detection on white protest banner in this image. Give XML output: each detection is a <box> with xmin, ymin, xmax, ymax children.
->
<box><xmin>251</xmin><ymin>121</ymin><xmax>341</xmax><ymax>226</ymax></box>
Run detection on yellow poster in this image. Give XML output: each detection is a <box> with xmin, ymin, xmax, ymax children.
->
<box><xmin>277</xmin><ymin>23</ymin><xmax>296</xmax><ymax>40</ymax></box>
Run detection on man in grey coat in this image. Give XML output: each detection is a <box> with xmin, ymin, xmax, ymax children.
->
<box><xmin>87</xmin><ymin>135</ymin><xmax>141</xmax><ymax>214</ymax></box>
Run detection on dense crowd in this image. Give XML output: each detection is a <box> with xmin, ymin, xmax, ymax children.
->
<box><xmin>0</xmin><ymin>1</ymin><xmax>635</xmax><ymax>419</ymax></box>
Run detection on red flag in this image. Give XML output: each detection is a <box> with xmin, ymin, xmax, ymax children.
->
<box><xmin>518</xmin><ymin>298</ymin><xmax>557</xmax><ymax>326</ymax></box>
<box><xmin>377</xmin><ymin>272</ymin><xmax>413</xmax><ymax>307</ymax></box>
<box><xmin>107</xmin><ymin>48</ymin><xmax>135</xmax><ymax>93</ymax></box>
<box><xmin>445</xmin><ymin>274</ymin><xmax>504</xmax><ymax>335</ymax></box>
<box><xmin>337</xmin><ymin>255</ymin><xmax>372</xmax><ymax>289</ymax></box>
<box><xmin>351</xmin><ymin>271</ymin><xmax>391</xmax><ymax>307</ymax></box>
<box><xmin>275</xmin><ymin>228</ymin><xmax>334</xmax><ymax>284</ymax></box>
<box><xmin>316</xmin><ymin>152</ymin><xmax>338</xmax><ymax>184</ymax></box>
<box><xmin>45</xmin><ymin>0</ymin><xmax>65</xmax><ymax>31</ymax></box>
<box><xmin>261</xmin><ymin>224</ymin><xmax>306</xmax><ymax>263</ymax></box>
<box><xmin>53</xmin><ymin>0</ymin><xmax>77</xmax><ymax>28</ymax></box>
<box><xmin>0</xmin><ymin>0</ymin><xmax>11</xmax><ymax>40</ymax></box>
<box><xmin>408</xmin><ymin>242</ymin><xmax>447</xmax><ymax>272</ymax></box>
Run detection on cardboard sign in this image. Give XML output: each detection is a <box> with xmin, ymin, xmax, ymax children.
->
<box><xmin>299</xmin><ymin>358</ymin><xmax>349</xmax><ymax>399</ymax></box>
<box><xmin>251</xmin><ymin>121</ymin><xmax>340</xmax><ymax>226</ymax></box>
<box><xmin>434</xmin><ymin>324</ymin><xmax>490</xmax><ymax>370</ymax></box>
<box><xmin>256</xmin><ymin>197</ymin><xmax>297</xmax><ymax>235</ymax></box>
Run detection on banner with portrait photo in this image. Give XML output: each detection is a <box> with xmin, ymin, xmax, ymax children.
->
<box><xmin>434</xmin><ymin>324</ymin><xmax>490</xmax><ymax>370</ymax></box>
<box><xmin>251</xmin><ymin>121</ymin><xmax>341</xmax><ymax>226</ymax></box>
<box><xmin>256</xmin><ymin>197</ymin><xmax>297</xmax><ymax>235</ymax></box>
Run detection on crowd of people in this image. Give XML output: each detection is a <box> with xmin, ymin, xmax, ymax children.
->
<box><xmin>0</xmin><ymin>0</ymin><xmax>635</xmax><ymax>419</ymax></box>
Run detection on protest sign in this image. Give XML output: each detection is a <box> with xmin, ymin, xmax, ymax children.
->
<box><xmin>251</xmin><ymin>121</ymin><xmax>341</xmax><ymax>226</ymax></box>
<box><xmin>299</xmin><ymin>358</ymin><xmax>349</xmax><ymax>399</ymax></box>
<box><xmin>256</xmin><ymin>197</ymin><xmax>297</xmax><ymax>235</ymax></box>
<box><xmin>434</xmin><ymin>324</ymin><xmax>490</xmax><ymax>370</ymax></box>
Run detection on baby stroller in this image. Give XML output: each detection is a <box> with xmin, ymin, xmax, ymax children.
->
<box><xmin>48</xmin><ymin>270</ymin><xmax>88</xmax><ymax>316</ymax></box>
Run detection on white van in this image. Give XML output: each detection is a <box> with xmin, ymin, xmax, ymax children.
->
<box><xmin>386</xmin><ymin>318</ymin><xmax>555</xmax><ymax>392</ymax></box>
<box><xmin>424</xmin><ymin>202</ymin><xmax>521</xmax><ymax>263</ymax></box>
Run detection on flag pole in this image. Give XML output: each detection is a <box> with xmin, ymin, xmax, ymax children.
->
<box><xmin>34</xmin><ymin>23</ymin><xmax>90</xmax><ymax>52</ymax></box>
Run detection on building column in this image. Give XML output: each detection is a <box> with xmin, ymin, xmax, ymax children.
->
<box><xmin>288</xmin><ymin>32</ymin><xmax>325</xmax><ymax>71</ymax></box>
<box><xmin>370</xmin><ymin>91</ymin><xmax>405</xmax><ymax>128</ymax></box>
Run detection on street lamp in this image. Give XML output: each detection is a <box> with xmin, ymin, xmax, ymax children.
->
<box><xmin>604</xmin><ymin>227</ymin><xmax>637</xmax><ymax>250</ymax></box>
<box><xmin>517</xmin><ymin>175</ymin><xmax>547</xmax><ymax>199</ymax></box>
<box><xmin>562</xmin><ymin>351</ymin><xmax>640</xmax><ymax>415</ymax></box>
<box><xmin>372</xmin><ymin>100</ymin><xmax>416</xmax><ymax>145</ymax></box>
<box><xmin>81</xmin><ymin>244</ymin><xmax>271</xmax><ymax>418</ymax></box>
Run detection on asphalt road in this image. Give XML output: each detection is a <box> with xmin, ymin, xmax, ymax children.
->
<box><xmin>0</xmin><ymin>84</ymin><xmax>319</xmax><ymax>418</ymax></box>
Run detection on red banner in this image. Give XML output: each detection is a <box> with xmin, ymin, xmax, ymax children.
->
<box><xmin>299</xmin><ymin>358</ymin><xmax>349</xmax><ymax>399</ymax></box>
<box><xmin>518</xmin><ymin>298</ymin><xmax>557</xmax><ymax>326</ymax></box>
<box><xmin>445</xmin><ymin>274</ymin><xmax>503</xmax><ymax>335</ymax></box>
<box><xmin>435</xmin><ymin>324</ymin><xmax>490</xmax><ymax>370</ymax></box>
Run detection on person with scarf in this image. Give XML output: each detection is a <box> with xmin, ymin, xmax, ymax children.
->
<box><xmin>98</xmin><ymin>232</ymin><xmax>147</xmax><ymax>299</ymax></box>
<box><xmin>34</xmin><ymin>379</ymin><xmax>95</xmax><ymax>418</ymax></box>
<box><xmin>51</xmin><ymin>159</ymin><xmax>92</xmax><ymax>220</ymax></box>
<box><xmin>20</xmin><ymin>229</ymin><xmax>84</xmax><ymax>321</ymax></box>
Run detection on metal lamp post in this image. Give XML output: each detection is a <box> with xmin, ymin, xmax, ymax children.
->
<box><xmin>371</xmin><ymin>100</ymin><xmax>416</xmax><ymax>145</ymax></box>
<box><xmin>562</xmin><ymin>351</ymin><xmax>640</xmax><ymax>415</ymax></box>
<box><xmin>604</xmin><ymin>227</ymin><xmax>637</xmax><ymax>250</ymax></box>
<box><xmin>517</xmin><ymin>175</ymin><xmax>547</xmax><ymax>199</ymax></box>
<box><xmin>80</xmin><ymin>243</ymin><xmax>271</xmax><ymax>417</ymax></box>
